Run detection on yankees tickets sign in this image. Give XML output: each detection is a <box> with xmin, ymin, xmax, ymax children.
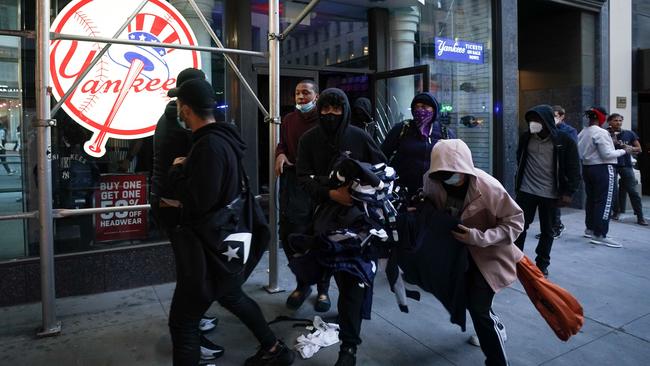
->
<box><xmin>50</xmin><ymin>0</ymin><xmax>201</xmax><ymax>157</ymax></box>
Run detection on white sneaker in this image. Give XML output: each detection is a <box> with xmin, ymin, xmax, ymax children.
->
<box><xmin>583</xmin><ymin>229</ymin><xmax>594</xmax><ymax>238</ymax></box>
<box><xmin>468</xmin><ymin>335</ymin><xmax>480</xmax><ymax>347</ymax></box>
<box><xmin>199</xmin><ymin>317</ymin><xmax>218</xmax><ymax>333</ymax></box>
<box><xmin>590</xmin><ymin>235</ymin><xmax>622</xmax><ymax>248</ymax></box>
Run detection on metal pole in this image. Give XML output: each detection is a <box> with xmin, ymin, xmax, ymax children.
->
<box><xmin>50</xmin><ymin>0</ymin><xmax>149</xmax><ymax>115</ymax></box>
<box><xmin>186</xmin><ymin>0</ymin><xmax>271</xmax><ymax>120</ymax></box>
<box><xmin>35</xmin><ymin>0</ymin><xmax>61</xmax><ymax>338</ymax></box>
<box><xmin>51</xmin><ymin>33</ymin><xmax>267</xmax><ymax>58</ymax></box>
<box><xmin>265</xmin><ymin>0</ymin><xmax>281</xmax><ymax>293</ymax></box>
<box><xmin>278</xmin><ymin>0</ymin><xmax>321</xmax><ymax>40</ymax></box>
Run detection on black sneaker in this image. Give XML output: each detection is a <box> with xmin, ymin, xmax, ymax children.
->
<box><xmin>200</xmin><ymin>335</ymin><xmax>225</xmax><ymax>360</ymax></box>
<box><xmin>314</xmin><ymin>292</ymin><xmax>331</xmax><ymax>313</ymax></box>
<box><xmin>335</xmin><ymin>346</ymin><xmax>357</xmax><ymax>366</ymax></box>
<box><xmin>244</xmin><ymin>340</ymin><xmax>295</xmax><ymax>366</ymax></box>
<box><xmin>553</xmin><ymin>224</ymin><xmax>565</xmax><ymax>239</ymax></box>
<box><xmin>286</xmin><ymin>286</ymin><xmax>312</xmax><ymax>310</ymax></box>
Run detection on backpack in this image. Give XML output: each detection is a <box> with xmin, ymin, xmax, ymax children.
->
<box><xmin>517</xmin><ymin>256</ymin><xmax>584</xmax><ymax>341</ymax></box>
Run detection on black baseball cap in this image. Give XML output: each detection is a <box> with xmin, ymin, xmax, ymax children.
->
<box><xmin>176</xmin><ymin>78</ymin><xmax>216</xmax><ymax>112</ymax></box>
<box><xmin>167</xmin><ymin>68</ymin><xmax>206</xmax><ymax>97</ymax></box>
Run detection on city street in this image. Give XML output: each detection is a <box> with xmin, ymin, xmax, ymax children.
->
<box><xmin>1</xmin><ymin>202</ymin><xmax>649</xmax><ymax>366</ymax></box>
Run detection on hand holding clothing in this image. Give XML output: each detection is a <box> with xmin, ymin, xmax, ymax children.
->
<box><xmin>329</xmin><ymin>184</ymin><xmax>353</xmax><ymax>206</ymax></box>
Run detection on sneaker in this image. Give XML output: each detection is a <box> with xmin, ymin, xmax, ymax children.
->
<box><xmin>637</xmin><ymin>217</ymin><xmax>648</xmax><ymax>226</ymax></box>
<box><xmin>537</xmin><ymin>265</ymin><xmax>549</xmax><ymax>278</ymax></box>
<box><xmin>467</xmin><ymin>335</ymin><xmax>480</xmax><ymax>347</ymax></box>
<box><xmin>199</xmin><ymin>316</ymin><xmax>218</xmax><ymax>333</ymax></box>
<box><xmin>583</xmin><ymin>229</ymin><xmax>594</xmax><ymax>238</ymax></box>
<box><xmin>314</xmin><ymin>293</ymin><xmax>331</xmax><ymax>313</ymax></box>
<box><xmin>200</xmin><ymin>336</ymin><xmax>225</xmax><ymax>360</ymax></box>
<box><xmin>8</xmin><ymin>170</ymin><xmax>15</xmax><ymax>176</ymax></box>
<box><xmin>534</xmin><ymin>233</ymin><xmax>542</xmax><ymax>240</ymax></box>
<box><xmin>334</xmin><ymin>346</ymin><xmax>357</xmax><ymax>366</ymax></box>
<box><xmin>553</xmin><ymin>224</ymin><xmax>565</xmax><ymax>239</ymax></box>
<box><xmin>286</xmin><ymin>286</ymin><xmax>312</xmax><ymax>310</ymax></box>
<box><xmin>590</xmin><ymin>235</ymin><xmax>623</xmax><ymax>248</ymax></box>
<box><xmin>245</xmin><ymin>340</ymin><xmax>295</xmax><ymax>366</ymax></box>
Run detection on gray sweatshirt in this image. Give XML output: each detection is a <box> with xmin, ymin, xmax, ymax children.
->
<box><xmin>577</xmin><ymin>125</ymin><xmax>625</xmax><ymax>165</ymax></box>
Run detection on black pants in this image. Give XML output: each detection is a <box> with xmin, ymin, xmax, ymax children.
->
<box><xmin>552</xmin><ymin>206</ymin><xmax>562</xmax><ymax>230</ymax></box>
<box><xmin>583</xmin><ymin>164</ymin><xmax>616</xmax><ymax>237</ymax></box>
<box><xmin>467</xmin><ymin>258</ymin><xmax>508</xmax><ymax>366</ymax></box>
<box><xmin>334</xmin><ymin>271</ymin><xmax>366</xmax><ymax>348</ymax></box>
<box><xmin>514</xmin><ymin>191</ymin><xmax>556</xmax><ymax>269</ymax></box>
<box><xmin>613</xmin><ymin>166</ymin><xmax>644</xmax><ymax>217</ymax></box>
<box><xmin>0</xmin><ymin>152</ymin><xmax>11</xmax><ymax>173</ymax></box>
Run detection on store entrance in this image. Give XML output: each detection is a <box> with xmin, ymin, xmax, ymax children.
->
<box><xmin>255</xmin><ymin>66</ymin><xmax>371</xmax><ymax>193</ymax></box>
<box><xmin>639</xmin><ymin>92</ymin><xmax>650</xmax><ymax>195</ymax></box>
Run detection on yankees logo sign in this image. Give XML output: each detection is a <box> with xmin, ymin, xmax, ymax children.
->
<box><xmin>50</xmin><ymin>0</ymin><xmax>201</xmax><ymax>157</ymax></box>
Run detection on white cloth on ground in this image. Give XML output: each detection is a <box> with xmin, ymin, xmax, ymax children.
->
<box><xmin>295</xmin><ymin>316</ymin><xmax>340</xmax><ymax>359</ymax></box>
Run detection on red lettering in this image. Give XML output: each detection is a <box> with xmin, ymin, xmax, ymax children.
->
<box><xmin>81</xmin><ymin>80</ymin><xmax>99</xmax><ymax>93</ymax></box>
<box><xmin>162</xmin><ymin>78</ymin><xmax>176</xmax><ymax>91</ymax></box>
<box><xmin>145</xmin><ymin>78</ymin><xmax>161</xmax><ymax>91</ymax></box>
<box><xmin>57</xmin><ymin>40</ymin><xmax>98</xmax><ymax>79</ymax></box>
<box><xmin>99</xmin><ymin>80</ymin><xmax>121</xmax><ymax>93</ymax></box>
<box><xmin>131</xmin><ymin>78</ymin><xmax>145</xmax><ymax>92</ymax></box>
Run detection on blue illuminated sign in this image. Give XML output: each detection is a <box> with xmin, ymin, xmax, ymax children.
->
<box><xmin>434</xmin><ymin>37</ymin><xmax>484</xmax><ymax>64</ymax></box>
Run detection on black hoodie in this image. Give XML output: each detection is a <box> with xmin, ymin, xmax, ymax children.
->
<box><xmin>169</xmin><ymin>122</ymin><xmax>246</xmax><ymax>221</ymax></box>
<box><xmin>516</xmin><ymin>104</ymin><xmax>581</xmax><ymax>197</ymax></box>
<box><xmin>351</xmin><ymin>97</ymin><xmax>378</xmax><ymax>140</ymax></box>
<box><xmin>296</xmin><ymin>88</ymin><xmax>386</xmax><ymax>204</ymax></box>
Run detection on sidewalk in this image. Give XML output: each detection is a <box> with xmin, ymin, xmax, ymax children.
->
<box><xmin>1</xmin><ymin>203</ymin><xmax>649</xmax><ymax>365</ymax></box>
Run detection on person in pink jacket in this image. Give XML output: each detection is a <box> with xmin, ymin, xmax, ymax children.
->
<box><xmin>423</xmin><ymin>139</ymin><xmax>524</xmax><ymax>366</ymax></box>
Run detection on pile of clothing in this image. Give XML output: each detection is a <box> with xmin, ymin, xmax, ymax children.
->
<box><xmin>288</xmin><ymin>157</ymin><xmax>400</xmax><ymax>319</ymax></box>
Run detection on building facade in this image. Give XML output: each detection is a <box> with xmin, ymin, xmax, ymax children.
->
<box><xmin>0</xmin><ymin>0</ymin><xmax>642</xmax><ymax>306</ymax></box>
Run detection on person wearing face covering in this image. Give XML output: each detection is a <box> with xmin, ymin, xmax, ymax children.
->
<box><xmin>578</xmin><ymin>107</ymin><xmax>635</xmax><ymax>248</ymax></box>
<box><xmin>350</xmin><ymin>97</ymin><xmax>379</xmax><ymax>142</ymax></box>
<box><xmin>274</xmin><ymin>80</ymin><xmax>329</xmax><ymax>312</ymax></box>
<box><xmin>423</xmin><ymin>139</ymin><xmax>524</xmax><ymax>366</ymax></box>
<box><xmin>380</xmin><ymin>92</ymin><xmax>455</xmax><ymax>199</ymax></box>
<box><xmin>514</xmin><ymin>105</ymin><xmax>581</xmax><ymax>277</ymax></box>
<box><xmin>296</xmin><ymin>88</ymin><xmax>386</xmax><ymax>366</ymax></box>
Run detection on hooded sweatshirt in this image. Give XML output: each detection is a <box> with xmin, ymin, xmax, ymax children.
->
<box><xmin>577</xmin><ymin>125</ymin><xmax>626</xmax><ymax>165</ymax></box>
<box><xmin>151</xmin><ymin>101</ymin><xmax>193</xmax><ymax>199</ymax></box>
<box><xmin>168</xmin><ymin>122</ymin><xmax>246</xmax><ymax>221</ymax></box>
<box><xmin>516</xmin><ymin>105</ymin><xmax>581</xmax><ymax>198</ymax></box>
<box><xmin>423</xmin><ymin>139</ymin><xmax>525</xmax><ymax>293</ymax></box>
<box><xmin>296</xmin><ymin>88</ymin><xmax>386</xmax><ymax>204</ymax></box>
<box><xmin>351</xmin><ymin>97</ymin><xmax>378</xmax><ymax>140</ymax></box>
<box><xmin>380</xmin><ymin>92</ymin><xmax>455</xmax><ymax>195</ymax></box>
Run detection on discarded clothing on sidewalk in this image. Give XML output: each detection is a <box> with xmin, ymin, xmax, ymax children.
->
<box><xmin>517</xmin><ymin>255</ymin><xmax>584</xmax><ymax>341</ymax></box>
<box><xmin>386</xmin><ymin>200</ymin><xmax>468</xmax><ymax>330</ymax></box>
<box><xmin>295</xmin><ymin>316</ymin><xmax>340</xmax><ymax>359</ymax></box>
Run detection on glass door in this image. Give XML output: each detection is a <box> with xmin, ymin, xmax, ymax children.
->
<box><xmin>371</xmin><ymin>65</ymin><xmax>429</xmax><ymax>143</ymax></box>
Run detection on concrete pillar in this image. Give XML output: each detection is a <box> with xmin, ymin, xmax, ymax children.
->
<box><xmin>389</xmin><ymin>7</ymin><xmax>419</xmax><ymax>120</ymax></box>
<box><xmin>170</xmin><ymin>0</ymin><xmax>213</xmax><ymax>82</ymax></box>
<box><xmin>609</xmin><ymin>0</ymin><xmax>632</xmax><ymax>128</ymax></box>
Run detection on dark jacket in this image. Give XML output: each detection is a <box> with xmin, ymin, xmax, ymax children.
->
<box><xmin>169</xmin><ymin>122</ymin><xmax>246</xmax><ymax>221</ymax></box>
<box><xmin>556</xmin><ymin>122</ymin><xmax>578</xmax><ymax>142</ymax></box>
<box><xmin>351</xmin><ymin>97</ymin><xmax>378</xmax><ymax>142</ymax></box>
<box><xmin>151</xmin><ymin>102</ymin><xmax>192</xmax><ymax>198</ymax></box>
<box><xmin>516</xmin><ymin>105</ymin><xmax>581</xmax><ymax>197</ymax></box>
<box><xmin>296</xmin><ymin>88</ymin><xmax>386</xmax><ymax>204</ymax></box>
<box><xmin>380</xmin><ymin>92</ymin><xmax>455</xmax><ymax>195</ymax></box>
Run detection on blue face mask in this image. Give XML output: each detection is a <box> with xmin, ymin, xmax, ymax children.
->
<box><xmin>296</xmin><ymin>100</ymin><xmax>316</xmax><ymax>113</ymax></box>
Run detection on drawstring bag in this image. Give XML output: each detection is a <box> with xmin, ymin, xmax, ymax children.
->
<box><xmin>517</xmin><ymin>256</ymin><xmax>584</xmax><ymax>341</ymax></box>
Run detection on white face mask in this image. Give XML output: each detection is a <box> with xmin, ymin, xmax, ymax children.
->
<box><xmin>529</xmin><ymin>121</ymin><xmax>544</xmax><ymax>134</ymax></box>
<box><xmin>444</xmin><ymin>173</ymin><xmax>463</xmax><ymax>186</ymax></box>
<box><xmin>296</xmin><ymin>100</ymin><xmax>316</xmax><ymax>113</ymax></box>
<box><xmin>554</xmin><ymin>117</ymin><xmax>561</xmax><ymax>124</ymax></box>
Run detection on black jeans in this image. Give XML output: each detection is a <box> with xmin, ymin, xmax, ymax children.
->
<box><xmin>467</xmin><ymin>258</ymin><xmax>508</xmax><ymax>366</ymax></box>
<box><xmin>334</xmin><ymin>271</ymin><xmax>366</xmax><ymax>348</ymax></box>
<box><xmin>514</xmin><ymin>191</ymin><xmax>556</xmax><ymax>269</ymax></box>
<box><xmin>613</xmin><ymin>166</ymin><xmax>644</xmax><ymax>217</ymax></box>
<box><xmin>583</xmin><ymin>164</ymin><xmax>616</xmax><ymax>237</ymax></box>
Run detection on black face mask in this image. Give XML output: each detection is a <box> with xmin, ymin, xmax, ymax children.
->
<box><xmin>320</xmin><ymin>113</ymin><xmax>343</xmax><ymax>136</ymax></box>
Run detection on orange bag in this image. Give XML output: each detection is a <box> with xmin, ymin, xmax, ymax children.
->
<box><xmin>516</xmin><ymin>256</ymin><xmax>584</xmax><ymax>341</ymax></box>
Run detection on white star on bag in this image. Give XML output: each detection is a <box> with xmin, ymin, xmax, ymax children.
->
<box><xmin>222</xmin><ymin>245</ymin><xmax>240</xmax><ymax>262</ymax></box>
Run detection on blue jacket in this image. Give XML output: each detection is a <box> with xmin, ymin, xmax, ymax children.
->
<box><xmin>556</xmin><ymin>122</ymin><xmax>578</xmax><ymax>142</ymax></box>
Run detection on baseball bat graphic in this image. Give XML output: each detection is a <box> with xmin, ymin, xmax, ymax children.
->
<box><xmin>85</xmin><ymin>57</ymin><xmax>146</xmax><ymax>156</ymax></box>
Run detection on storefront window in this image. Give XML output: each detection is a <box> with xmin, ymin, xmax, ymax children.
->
<box><xmin>0</xmin><ymin>0</ymin><xmax>226</xmax><ymax>260</ymax></box>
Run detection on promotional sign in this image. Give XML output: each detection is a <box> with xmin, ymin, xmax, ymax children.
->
<box><xmin>94</xmin><ymin>174</ymin><xmax>148</xmax><ymax>242</ymax></box>
<box><xmin>434</xmin><ymin>37</ymin><xmax>484</xmax><ymax>64</ymax></box>
<box><xmin>50</xmin><ymin>0</ymin><xmax>201</xmax><ymax>157</ymax></box>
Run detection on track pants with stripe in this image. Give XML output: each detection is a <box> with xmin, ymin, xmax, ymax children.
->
<box><xmin>467</xmin><ymin>257</ymin><xmax>509</xmax><ymax>366</ymax></box>
<box><xmin>583</xmin><ymin>164</ymin><xmax>616</xmax><ymax>237</ymax></box>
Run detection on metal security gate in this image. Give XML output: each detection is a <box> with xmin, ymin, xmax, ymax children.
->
<box><xmin>0</xmin><ymin>0</ymin><xmax>323</xmax><ymax>337</ymax></box>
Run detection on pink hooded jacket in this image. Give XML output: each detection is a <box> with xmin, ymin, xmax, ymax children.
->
<box><xmin>422</xmin><ymin>139</ymin><xmax>524</xmax><ymax>293</ymax></box>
